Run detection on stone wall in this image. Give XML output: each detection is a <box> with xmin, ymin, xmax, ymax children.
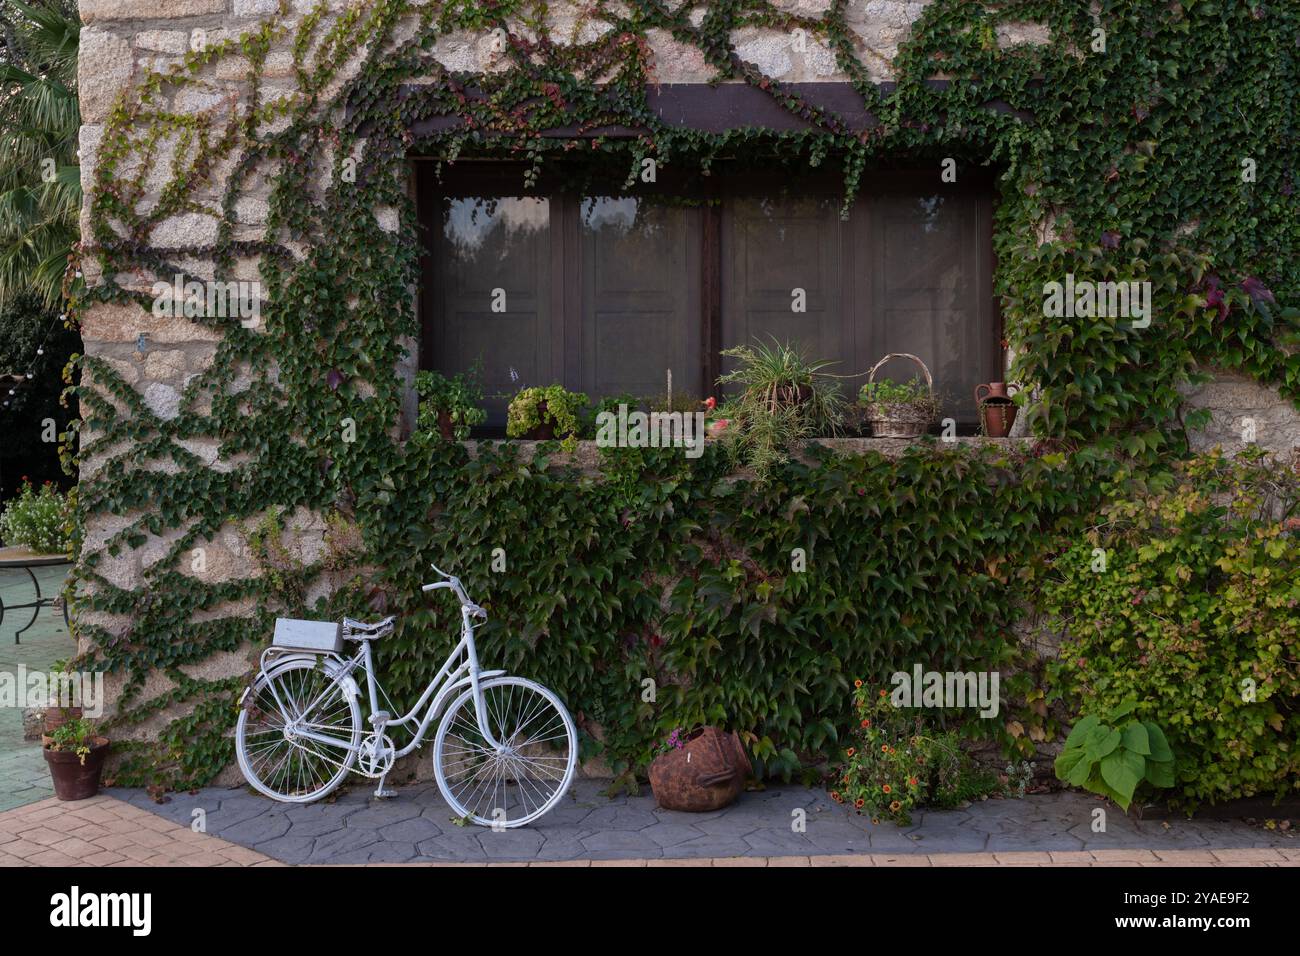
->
<box><xmin>1181</xmin><ymin>369</ymin><xmax>1300</xmax><ymax>459</ymax></box>
<box><xmin>73</xmin><ymin>1</ymin><xmax>1300</xmax><ymax>773</ymax></box>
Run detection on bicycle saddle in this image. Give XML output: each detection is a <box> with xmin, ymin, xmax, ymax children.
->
<box><xmin>342</xmin><ymin>615</ymin><xmax>396</xmax><ymax>640</ymax></box>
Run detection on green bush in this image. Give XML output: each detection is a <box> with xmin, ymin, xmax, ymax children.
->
<box><xmin>0</xmin><ymin>479</ymin><xmax>71</xmax><ymax>554</ymax></box>
<box><xmin>1044</xmin><ymin>451</ymin><xmax>1300</xmax><ymax>808</ymax></box>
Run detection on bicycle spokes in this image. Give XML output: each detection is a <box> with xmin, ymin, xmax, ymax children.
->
<box><xmin>435</xmin><ymin>679</ymin><xmax>575</xmax><ymax>827</ymax></box>
<box><xmin>238</xmin><ymin>661</ymin><xmax>359</xmax><ymax>801</ymax></box>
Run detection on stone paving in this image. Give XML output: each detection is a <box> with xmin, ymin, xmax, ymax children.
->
<box><xmin>2</xmin><ymin>791</ymin><xmax>1297</xmax><ymax>867</ymax></box>
<box><xmin>0</xmin><ymin>564</ymin><xmax>76</xmax><ymax>812</ymax></box>
<box><xmin>0</xmin><ymin>794</ymin><xmax>280</xmax><ymax>867</ymax></box>
<box><xmin>103</xmin><ymin>779</ymin><xmax>1298</xmax><ymax>866</ymax></box>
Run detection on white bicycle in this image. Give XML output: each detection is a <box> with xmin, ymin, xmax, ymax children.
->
<box><xmin>235</xmin><ymin>566</ymin><xmax>578</xmax><ymax>828</ymax></box>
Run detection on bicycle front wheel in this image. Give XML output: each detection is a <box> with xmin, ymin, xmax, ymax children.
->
<box><xmin>236</xmin><ymin>658</ymin><xmax>361</xmax><ymax>803</ymax></box>
<box><xmin>433</xmin><ymin>676</ymin><xmax>578</xmax><ymax>828</ymax></box>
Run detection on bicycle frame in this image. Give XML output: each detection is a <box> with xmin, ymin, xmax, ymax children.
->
<box><xmin>274</xmin><ymin>602</ymin><xmax>506</xmax><ymax>760</ymax></box>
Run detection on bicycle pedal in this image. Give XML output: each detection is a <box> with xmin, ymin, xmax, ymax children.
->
<box><xmin>373</xmin><ymin>787</ymin><xmax>397</xmax><ymax>799</ymax></box>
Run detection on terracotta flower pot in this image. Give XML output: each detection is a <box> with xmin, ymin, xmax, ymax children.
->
<box><xmin>436</xmin><ymin>409</ymin><xmax>456</xmax><ymax>440</ymax></box>
<box><xmin>649</xmin><ymin>727</ymin><xmax>752</xmax><ymax>812</ymax></box>
<box><xmin>525</xmin><ymin>400</ymin><xmax>556</xmax><ymax>440</ymax></box>
<box><xmin>44</xmin><ymin>737</ymin><xmax>110</xmax><ymax>801</ymax></box>
<box><xmin>978</xmin><ymin>400</ymin><xmax>1018</xmax><ymax>438</ymax></box>
<box><xmin>975</xmin><ymin>383</ymin><xmax>1019</xmax><ymax>438</ymax></box>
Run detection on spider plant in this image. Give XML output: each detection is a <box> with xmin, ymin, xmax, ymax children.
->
<box><xmin>715</xmin><ymin>338</ymin><xmax>845</xmax><ymax>481</ymax></box>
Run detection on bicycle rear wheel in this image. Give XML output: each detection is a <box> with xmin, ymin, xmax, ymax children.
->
<box><xmin>433</xmin><ymin>676</ymin><xmax>578</xmax><ymax>828</ymax></box>
<box><xmin>236</xmin><ymin>658</ymin><xmax>361</xmax><ymax>803</ymax></box>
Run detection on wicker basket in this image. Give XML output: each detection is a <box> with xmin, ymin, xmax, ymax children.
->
<box><xmin>862</xmin><ymin>353</ymin><xmax>937</xmax><ymax>438</ymax></box>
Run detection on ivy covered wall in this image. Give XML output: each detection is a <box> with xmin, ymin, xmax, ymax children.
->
<box><xmin>71</xmin><ymin>0</ymin><xmax>1299</xmax><ymax>789</ymax></box>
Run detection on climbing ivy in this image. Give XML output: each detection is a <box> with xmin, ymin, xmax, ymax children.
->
<box><xmin>71</xmin><ymin>0</ymin><xmax>1298</xmax><ymax>789</ymax></box>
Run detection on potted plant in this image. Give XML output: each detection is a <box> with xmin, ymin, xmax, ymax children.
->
<box><xmin>506</xmin><ymin>385</ymin><xmax>588</xmax><ymax>450</ymax></box>
<box><xmin>0</xmin><ymin>478</ymin><xmax>72</xmax><ymax>554</ymax></box>
<box><xmin>859</xmin><ymin>353</ymin><xmax>939</xmax><ymax>438</ymax></box>
<box><xmin>415</xmin><ymin>366</ymin><xmax>487</xmax><ymax>440</ymax></box>
<box><xmin>713</xmin><ymin>338</ymin><xmax>845</xmax><ymax>481</ymax></box>
<box><xmin>44</xmin><ymin>717</ymin><xmax>110</xmax><ymax>801</ymax></box>
<box><xmin>40</xmin><ymin>659</ymin><xmax>82</xmax><ymax>746</ymax></box>
<box><xmin>648</xmin><ymin>726</ymin><xmax>752</xmax><ymax>812</ymax></box>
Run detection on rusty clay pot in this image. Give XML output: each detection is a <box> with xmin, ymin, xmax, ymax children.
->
<box><xmin>978</xmin><ymin>399</ymin><xmax>1018</xmax><ymax>438</ymax></box>
<box><xmin>648</xmin><ymin>727</ymin><xmax>752</xmax><ymax>812</ymax></box>
<box><xmin>436</xmin><ymin>409</ymin><xmax>456</xmax><ymax>440</ymax></box>
<box><xmin>44</xmin><ymin>737</ymin><xmax>110</xmax><ymax>801</ymax></box>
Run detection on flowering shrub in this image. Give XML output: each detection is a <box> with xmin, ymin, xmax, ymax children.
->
<box><xmin>832</xmin><ymin>682</ymin><xmax>997</xmax><ymax>825</ymax></box>
<box><xmin>0</xmin><ymin>480</ymin><xmax>71</xmax><ymax>555</ymax></box>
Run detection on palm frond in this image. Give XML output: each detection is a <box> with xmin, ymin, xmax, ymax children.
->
<box><xmin>0</xmin><ymin>0</ymin><xmax>80</xmax><ymax>310</ymax></box>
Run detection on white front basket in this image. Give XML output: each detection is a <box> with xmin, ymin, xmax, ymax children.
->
<box><xmin>272</xmin><ymin>618</ymin><xmax>343</xmax><ymax>654</ymax></box>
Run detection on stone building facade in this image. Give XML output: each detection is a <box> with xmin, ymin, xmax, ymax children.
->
<box><xmin>73</xmin><ymin>0</ymin><xmax>1300</xmax><ymax>770</ymax></box>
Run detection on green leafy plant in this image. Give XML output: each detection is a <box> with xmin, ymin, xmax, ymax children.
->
<box><xmin>1054</xmin><ymin>697</ymin><xmax>1174</xmax><ymax>812</ymax></box>
<box><xmin>46</xmin><ymin>716</ymin><xmax>98</xmax><ymax>765</ymax></box>
<box><xmin>1044</xmin><ymin>450</ymin><xmax>1300</xmax><ymax>808</ymax></box>
<box><xmin>715</xmin><ymin>339</ymin><xmax>845</xmax><ymax>482</ymax></box>
<box><xmin>586</xmin><ymin>391</ymin><xmax>642</xmax><ymax>434</ymax></box>
<box><xmin>858</xmin><ymin>378</ymin><xmax>938</xmax><ymax>411</ymax></box>
<box><xmin>0</xmin><ymin>478</ymin><xmax>71</xmax><ymax>554</ymax></box>
<box><xmin>0</xmin><ymin>0</ymin><xmax>82</xmax><ymax>311</ymax></box>
<box><xmin>415</xmin><ymin>367</ymin><xmax>487</xmax><ymax>441</ymax></box>
<box><xmin>832</xmin><ymin>682</ymin><xmax>1000</xmax><ymax>825</ymax></box>
<box><xmin>507</xmin><ymin>385</ymin><xmax>588</xmax><ymax>452</ymax></box>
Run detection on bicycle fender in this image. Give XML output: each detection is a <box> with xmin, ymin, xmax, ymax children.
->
<box><xmin>259</xmin><ymin>653</ymin><xmax>362</xmax><ymax>701</ymax></box>
<box><xmin>426</xmin><ymin>669</ymin><xmax>509</xmax><ymax>722</ymax></box>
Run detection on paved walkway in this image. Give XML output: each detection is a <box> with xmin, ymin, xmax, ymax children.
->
<box><xmin>96</xmin><ymin>779</ymin><xmax>1298</xmax><ymax>865</ymax></box>
<box><xmin>0</xmin><ymin>794</ymin><xmax>279</xmax><ymax>866</ymax></box>
<box><xmin>1</xmin><ymin>788</ymin><xmax>1295</xmax><ymax>867</ymax></box>
<box><xmin>0</xmin><ymin>564</ymin><xmax>75</xmax><ymax>812</ymax></box>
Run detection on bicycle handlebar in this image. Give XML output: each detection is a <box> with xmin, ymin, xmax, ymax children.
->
<box><xmin>421</xmin><ymin>566</ymin><xmax>481</xmax><ymax>617</ymax></box>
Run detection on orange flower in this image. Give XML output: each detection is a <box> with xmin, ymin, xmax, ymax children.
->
<box><xmin>881</xmin><ymin>745</ymin><xmax>889</xmax><ymax>753</ymax></box>
<box><xmin>860</xmin><ymin>719</ymin><xmax>871</xmax><ymax>728</ymax></box>
<box><xmin>845</xmin><ymin>747</ymin><xmax>856</xmax><ymax>757</ymax></box>
<box><xmin>908</xmin><ymin>777</ymin><xmax>918</xmax><ymax>787</ymax></box>
<box><xmin>831</xmin><ymin>791</ymin><xmax>843</xmax><ymax>803</ymax></box>
<box><xmin>854</xmin><ymin>679</ymin><xmax>863</xmax><ymax>688</ymax></box>
<box><xmin>879</xmin><ymin>689</ymin><xmax>887</xmax><ymax>698</ymax></box>
<box><xmin>882</xmin><ymin>784</ymin><xmax>892</xmax><ymax>794</ymax></box>
<box><xmin>890</xmin><ymin>800</ymin><xmax>902</xmax><ymax>812</ymax></box>
<box><xmin>854</xmin><ymin>799</ymin><xmax>864</xmax><ymax>808</ymax></box>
